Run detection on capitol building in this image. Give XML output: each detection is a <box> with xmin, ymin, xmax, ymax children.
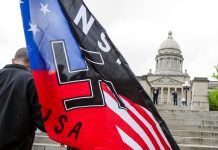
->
<box><xmin>138</xmin><ymin>31</ymin><xmax>217</xmax><ymax>110</ymax></box>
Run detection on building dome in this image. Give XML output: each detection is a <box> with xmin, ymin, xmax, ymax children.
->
<box><xmin>155</xmin><ymin>31</ymin><xmax>184</xmax><ymax>75</ymax></box>
<box><xmin>159</xmin><ymin>31</ymin><xmax>180</xmax><ymax>51</ymax></box>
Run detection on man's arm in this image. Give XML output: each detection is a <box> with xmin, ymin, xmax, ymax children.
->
<box><xmin>27</xmin><ymin>79</ymin><xmax>46</xmax><ymax>132</ymax></box>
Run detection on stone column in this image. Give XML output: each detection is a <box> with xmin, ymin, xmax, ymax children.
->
<box><xmin>156</xmin><ymin>60</ymin><xmax>158</xmax><ymax>70</ymax></box>
<box><xmin>181</xmin><ymin>87</ymin><xmax>184</xmax><ymax>98</ymax></box>
<box><xmin>167</xmin><ymin>87</ymin><xmax>170</xmax><ymax>103</ymax></box>
<box><xmin>177</xmin><ymin>59</ymin><xmax>179</xmax><ymax>70</ymax></box>
<box><xmin>164</xmin><ymin>59</ymin><xmax>166</xmax><ymax>69</ymax></box>
<box><xmin>158</xmin><ymin>59</ymin><xmax>160</xmax><ymax>69</ymax></box>
<box><xmin>161</xmin><ymin>87</ymin><xmax>164</xmax><ymax>103</ymax></box>
<box><xmin>181</xmin><ymin>60</ymin><xmax>183</xmax><ymax>71</ymax></box>
<box><xmin>191</xmin><ymin>78</ymin><xmax>209</xmax><ymax>111</ymax></box>
<box><xmin>170</xmin><ymin>58</ymin><xmax>172</xmax><ymax>68</ymax></box>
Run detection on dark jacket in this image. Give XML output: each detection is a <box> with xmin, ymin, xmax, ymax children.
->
<box><xmin>0</xmin><ymin>64</ymin><xmax>45</xmax><ymax>150</ymax></box>
<box><xmin>172</xmin><ymin>92</ymin><xmax>178</xmax><ymax>100</ymax></box>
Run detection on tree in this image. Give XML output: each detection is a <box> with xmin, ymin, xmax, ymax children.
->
<box><xmin>212</xmin><ymin>65</ymin><xmax>218</xmax><ymax>80</ymax></box>
<box><xmin>208</xmin><ymin>89</ymin><xmax>218</xmax><ymax>110</ymax></box>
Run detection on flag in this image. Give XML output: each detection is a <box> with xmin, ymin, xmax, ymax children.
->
<box><xmin>20</xmin><ymin>0</ymin><xmax>179</xmax><ymax>149</ymax></box>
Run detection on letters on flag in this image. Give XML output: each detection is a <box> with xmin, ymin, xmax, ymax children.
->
<box><xmin>20</xmin><ymin>0</ymin><xmax>179</xmax><ymax>149</ymax></box>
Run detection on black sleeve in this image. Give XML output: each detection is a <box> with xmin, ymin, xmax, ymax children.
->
<box><xmin>67</xmin><ymin>146</ymin><xmax>79</xmax><ymax>150</ymax></box>
<box><xmin>27</xmin><ymin>78</ymin><xmax>46</xmax><ymax>132</ymax></box>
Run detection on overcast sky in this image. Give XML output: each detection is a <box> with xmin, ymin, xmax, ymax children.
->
<box><xmin>0</xmin><ymin>0</ymin><xmax>218</xmax><ymax>80</ymax></box>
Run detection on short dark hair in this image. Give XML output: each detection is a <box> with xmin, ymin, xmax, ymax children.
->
<box><xmin>14</xmin><ymin>47</ymin><xmax>29</xmax><ymax>61</ymax></box>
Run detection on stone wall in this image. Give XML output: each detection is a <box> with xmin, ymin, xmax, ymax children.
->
<box><xmin>137</xmin><ymin>75</ymin><xmax>152</xmax><ymax>99</ymax></box>
<box><xmin>191</xmin><ymin>77</ymin><xmax>209</xmax><ymax>111</ymax></box>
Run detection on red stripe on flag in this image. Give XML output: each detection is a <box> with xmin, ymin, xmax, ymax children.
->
<box><xmin>125</xmin><ymin>105</ymin><xmax>162</xmax><ymax>150</ymax></box>
<box><xmin>124</xmin><ymin>97</ymin><xmax>171</xmax><ymax>150</ymax></box>
<box><xmin>101</xmin><ymin>83</ymin><xmax>170</xmax><ymax>150</ymax></box>
<box><xmin>101</xmin><ymin>83</ymin><xmax>150</xmax><ymax>149</ymax></box>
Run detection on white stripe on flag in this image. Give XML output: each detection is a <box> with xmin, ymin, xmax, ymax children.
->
<box><xmin>116</xmin><ymin>126</ymin><xmax>143</xmax><ymax>150</ymax></box>
<box><xmin>104</xmin><ymin>91</ymin><xmax>155</xmax><ymax>150</ymax></box>
<box><xmin>140</xmin><ymin>106</ymin><xmax>171</xmax><ymax>149</ymax></box>
<box><xmin>121</xmin><ymin>98</ymin><xmax>164</xmax><ymax>150</ymax></box>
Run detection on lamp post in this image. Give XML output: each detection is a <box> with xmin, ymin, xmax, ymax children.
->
<box><xmin>182</xmin><ymin>81</ymin><xmax>191</xmax><ymax>106</ymax></box>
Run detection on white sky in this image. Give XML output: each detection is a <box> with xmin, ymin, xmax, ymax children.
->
<box><xmin>0</xmin><ymin>0</ymin><xmax>218</xmax><ymax>80</ymax></box>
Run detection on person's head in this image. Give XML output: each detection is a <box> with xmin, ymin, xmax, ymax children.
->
<box><xmin>12</xmin><ymin>47</ymin><xmax>30</xmax><ymax>69</ymax></box>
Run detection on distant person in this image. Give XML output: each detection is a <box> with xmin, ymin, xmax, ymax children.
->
<box><xmin>181</xmin><ymin>97</ymin><xmax>186</xmax><ymax>106</ymax></box>
<box><xmin>153</xmin><ymin>87</ymin><xmax>159</xmax><ymax>105</ymax></box>
<box><xmin>0</xmin><ymin>48</ymin><xmax>45</xmax><ymax>150</ymax></box>
<box><xmin>172</xmin><ymin>91</ymin><xmax>178</xmax><ymax>105</ymax></box>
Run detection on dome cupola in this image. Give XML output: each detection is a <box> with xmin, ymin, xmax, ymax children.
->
<box><xmin>155</xmin><ymin>31</ymin><xmax>184</xmax><ymax>75</ymax></box>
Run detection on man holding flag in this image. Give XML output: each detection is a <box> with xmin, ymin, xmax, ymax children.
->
<box><xmin>20</xmin><ymin>0</ymin><xmax>179</xmax><ymax>149</ymax></box>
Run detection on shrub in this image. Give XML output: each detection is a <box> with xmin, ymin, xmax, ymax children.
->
<box><xmin>208</xmin><ymin>89</ymin><xmax>218</xmax><ymax>111</ymax></box>
<box><xmin>212</xmin><ymin>65</ymin><xmax>218</xmax><ymax>80</ymax></box>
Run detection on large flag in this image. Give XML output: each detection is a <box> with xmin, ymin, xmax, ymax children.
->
<box><xmin>20</xmin><ymin>0</ymin><xmax>179</xmax><ymax>149</ymax></box>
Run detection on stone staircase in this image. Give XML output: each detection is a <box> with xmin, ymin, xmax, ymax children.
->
<box><xmin>156</xmin><ymin>104</ymin><xmax>218</xmax><ymax>150</ymax></box>
<box><xmin>33</xmin><ymin>104</ymin><xmax>218</xmax><ymax>150</ymax></box>
<box><xmin>33</xmin><ymin>131</ymin><xmax>67</xmax><ymax>150</ymax></box>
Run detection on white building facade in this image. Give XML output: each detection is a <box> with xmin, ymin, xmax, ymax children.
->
<box><xmin>147</xmin><ymin>31</ymin><xmax>191</xmax><ymax>105</ymax></box>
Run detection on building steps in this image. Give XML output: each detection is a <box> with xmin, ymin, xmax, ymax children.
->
<box><xmin>174</xmin><ymin>136</ymin><xmax>218</xmax><ymax>146</ymax></box>
<box><xmin>157</xmin><ymin>104</ymin><xmax>218</xmax><ymax>150</ymax></box>
<box><xmin>179</xmin><ymin>144</ymin><xmax>218</xmax><ymax>150</ymax></box>
<box><xmin>167</xmin><ymin>124</ymin><xmax>218</xmax><ymax>132</ymax></box>
<box><xmin>33</xmin><ymin>104</ymin><xmax>218</xmax><ymax>150</ymax></box>
<box><xmin>33</xmin><ymin>131</ymin><xmax>66</xmax><ymax>150</ymax></box>
<box><xmin>32</xmin><ymin>143</ymin><xmax>66</xmax><ymax>150</ymax></box>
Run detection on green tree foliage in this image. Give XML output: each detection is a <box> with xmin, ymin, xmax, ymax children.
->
<box><xmin>208</xmin><ymin>89</ymin><xmax>218</xmax><ymax>110</ymax></box>
<box><xmin>212</xmin><ymin>65</ymin><xmax>218</xmax><ymax>80</ymax></box>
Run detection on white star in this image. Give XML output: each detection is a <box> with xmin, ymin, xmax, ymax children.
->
<box><xmin>40</xmin><ymin>3</ymin><xmax>51</xmax><ymax>15</ymax></box>
<box><xmin>28</xmin><ymin>23</ymin><xmax>39</xmax><ymax>36</ymax></box>
<box><xmin>20</xmin><ymin>0</ymin><xmax>24</xmax><ymax>4</ymax></box>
